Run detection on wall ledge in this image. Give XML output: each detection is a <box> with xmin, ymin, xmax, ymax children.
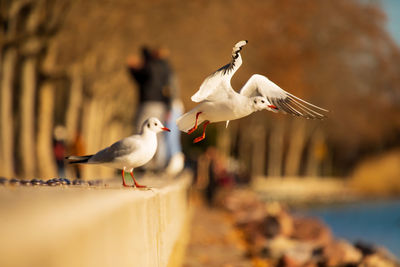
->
<box><xmin>0</xmin><ymin>172</ymin><xmax>192</xmax><ymax>267</ymax></box>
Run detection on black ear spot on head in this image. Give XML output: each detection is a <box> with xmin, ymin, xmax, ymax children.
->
<box><xmin>254</xmin><ymin>100</ymin><xmax>257</xmax><ymax>104</ymax></box>
<box><xmin>147</xmin><ymin>123</ymin><xmax>150</xmax><ymax>128</ymax></box>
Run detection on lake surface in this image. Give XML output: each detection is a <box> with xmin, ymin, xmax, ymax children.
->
<box><xmin>296</xmin><ymin>199</ymin><xmax>400</xmax><ymax>256</ymax></box>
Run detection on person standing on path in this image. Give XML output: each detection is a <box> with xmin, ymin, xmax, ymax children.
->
<box><xmin>127</xmin><ymin>46</ymin><xmax>172</xmax><ymax>171</ymax></box>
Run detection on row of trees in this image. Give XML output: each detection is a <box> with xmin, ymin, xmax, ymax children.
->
<box><xmin>221</xmin><ymin>0</ymin><xmax>400</xmax><ymax>178</ymax></box>
<box><xmin>0</xmin><ymin>0</ymin><xmax>132</xmax><ymax>179</ymax></box>
<box><xmin>0</xmin><ymin>0</ymin><xmax>399</xmax><ymax>179</ymax></box>
<box><xmin>186</xmin><ymin>0</ymin><xmax>400</xmax><ymax>178</ymax></box>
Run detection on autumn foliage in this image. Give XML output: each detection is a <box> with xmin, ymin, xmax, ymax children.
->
<box><xmin>1</xmin><ymin>0</ymin><xmax>399</xmax><ymax>179</ymax></box>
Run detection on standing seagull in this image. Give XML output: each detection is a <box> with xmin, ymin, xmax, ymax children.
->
<box><xmin>176</xmin><ymin>40</ymin><xmax>328</xmax><ymax>143</ymax></box>
<box><xmin>66</xmin><ymin>117</ymin><xmax>170</xmax><ymax>188</ymax></box>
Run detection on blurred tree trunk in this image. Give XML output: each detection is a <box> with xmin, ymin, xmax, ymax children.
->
<box><xmin>65</xmin><ymin>66</ymin><xmax>83</xmax><ymax>178</ymax></box>
<box><xmin>65</xmin><ymin>66</ymin><xmax>83</xmax><ymax>143</ymax></box>
<box><xmin>99</xmin><ymin>99</ymin><xmax>118</xmax><ymax>178</ymax></box>
<box><xmin>37</xmin><ymin>82</ymin><xmax>58</xmax><ymax>178</ymax></box>
<box><xmin>0</xmin><ymin>51</ymin><xmax>2</xmax><ymax>174</ymax></box>
<box><xmin>285</xmin><ymin>119</ymin><xmax>307</xmax><ymax>176</ymax></box>
<box><xmin>81</xmin><ymin>98</ymin><xmax>112</xmax><ymax>179</ymax></box>
<box><xmin>0</xmin><ymin>49</ymin><xmax>17</xmax><ymax>178</ymax></box>
<box><xmin>238</xmin><ymin>122</ymin><xmax>252</xmax><ymax>177</ymax></box>
<box><xmin>306</xmin><ymin>129</ymin><xmax>327</xmax><ymax>177</ymax></box>
<box><xmin>81</xmin><ymin>98</ymin><xmax>97</xmax><ymax>179</ymax></box>
<box><xmin>251</xmin><ymin>124</ymin><xmax>266</xmax><ymax>178</ymax></box>
<box><xmin>20</xmin><ymin>57</ymin><xmax>37</xmax><ymax>179</ymax></box>
<box><xmin>267</xmin><ymin>120</ymin><xmax>285</xmax><ymax>177</ymax></box>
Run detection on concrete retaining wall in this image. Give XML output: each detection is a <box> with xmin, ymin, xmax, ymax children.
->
<box><xmin>0</xmin><ymin>173</ymin><xmax>191</xmax><ymax>267</ymax></box>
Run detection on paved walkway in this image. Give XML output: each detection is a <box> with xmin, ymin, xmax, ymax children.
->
<box><xmin>183</xmin><ymin>199</ymin><xmax>252</xmax><ymax>267</ymax></box>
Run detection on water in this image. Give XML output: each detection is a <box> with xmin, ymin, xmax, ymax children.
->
<box><xmin>382</xmin><ymin>0</ymin><xmax>400</xmax><ymax>44</ymax></box>
<box><xmin>297</xmin><ymin>199</ymin><xmax>400</xmax><ymax>256</ymax></box>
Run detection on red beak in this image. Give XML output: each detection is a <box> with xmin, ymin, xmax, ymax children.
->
<box><xmin>161</xmin><ymin>127</ymin><xmax>171</xmax><ymax>132</ymax></box>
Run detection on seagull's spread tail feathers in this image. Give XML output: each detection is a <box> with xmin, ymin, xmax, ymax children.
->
<box><xmin>65</xmin><ymin>155</ymin><xmax>93</xmax><ymax>164</ymax></box>
<box><xmin>176</xmin><ymin>108</ymin><xmax>205</xmax><ymax>133</ymax></box>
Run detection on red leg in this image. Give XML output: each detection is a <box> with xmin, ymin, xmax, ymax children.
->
<box><xmin>121</xmin><ymin>170</ymin><xmax>130</xmax><ymax>187</ymax></box>
<box><xmin>187</xmin><ymin>112</ymin><xmax>202</xmax><ymax>134</ymax></box>
<box><xmin>130</xmin><ymin>171</ymin><xmax>147</xmax><ymax>188</ymax></box>
<box><xmin>193</xmin><ymin>121</ymin><xmax>210</xmax><ymax>143</ymax></box>
<box><xmin>268</xmin><ymin>104</ymin><xmax>278</xmax><ymax>110</ymax></box>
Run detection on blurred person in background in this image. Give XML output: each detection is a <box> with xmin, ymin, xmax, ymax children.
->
<box><xmin>197</xmin><ymin>146</ymin><xmax>235</xmax><ymax>206</ymax></box>
<box><xmin>53</xmin><ymin>125</ymin><xmax>67</xmax><ymax>177</ymax></box>
<box><xmin>156</xmin><ymin>48</ymin><xmax>186</xmax><ymax>176</ymax></box>
<box><xmin>127</xmin><ymin>46</ymin><xmax>172</xmax><ymax>172</ymax></box>
<box><xmin>204</xmin><ymin>147</ymin><xmax>218</xmax><ymax>207</ymax></box>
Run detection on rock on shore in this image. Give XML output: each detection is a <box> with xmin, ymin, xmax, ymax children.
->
<box><xmin>219</xmin><ymin>189</ymin><xmax>399</xmax><ymax>267</ymax></box>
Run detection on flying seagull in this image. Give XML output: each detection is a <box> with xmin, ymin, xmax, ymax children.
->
<box><xmin>66</xmin><ymin>117</ymin><xmax>170</xmax><ymax>188</ymax></box>
<box><xmin>177</xmin><ymin>40</ymin><xmax>328</xmax><ymax>143</ymax></box>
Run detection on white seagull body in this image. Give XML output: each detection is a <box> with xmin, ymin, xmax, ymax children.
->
<box><xmin>66</xmin><ymin>117</ymin><xmax>170</xmax><ymax>187</ymax></box>
<box><xmin>176</xmin><ymin>40</ymin><xmax>328</xmax><ymax>143</ymax></box>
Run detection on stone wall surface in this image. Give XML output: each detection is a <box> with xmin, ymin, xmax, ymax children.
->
<box><xmin>0</xmin><ymin>174</ymin><xmax>191</xmax><ymax>267</ymax></box>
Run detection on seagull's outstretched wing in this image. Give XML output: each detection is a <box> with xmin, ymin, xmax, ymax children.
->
<box><xmin>240</xmin><ymin>74</ymin><xmax>328</xmax><ymax>119</ymax></box>
<box><xmin>191</xmin><ymin>40</ymin><xmax>248</xmax><ymax>103</ymax></box>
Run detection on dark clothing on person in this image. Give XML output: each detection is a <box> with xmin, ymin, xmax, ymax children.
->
<box><xmin>128</xmin><ymin>58</ymin><xmax>172</xmax><ymax>105</ymax></box>
<box><xmin>128</xmin><ymin>48</ymin><xmax>173</xmax><ymax>170</ymax></box>
<box><xmin>205</xmin><ymin>160</ymin><xmax>218</xmax><ymax>207</ymax></box>
<box><xmin>53</xmin><ymin>139</ymin><xmax>66</xmax><ymax>177</ymax></box>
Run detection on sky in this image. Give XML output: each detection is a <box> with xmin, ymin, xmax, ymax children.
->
<box><xmin>382</xmin><ymin>0</ymin><xmax>400</xmax><ymax>43</ymax></box>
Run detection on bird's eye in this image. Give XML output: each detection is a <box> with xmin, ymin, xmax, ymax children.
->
<box><xmin>254</xmin><ymin>100</ymin><xmax>257</xmax><ymax>104</ymax></box>
<box><xmin>261</xmin><ymin>100</ymin><xmax>265</xmax><ymax>103</ymax></box>
<box><xmin>147</xmin><ymin>123</ymin><xmax>150</xmax><ymax>128</ymax></box>
<box><xmin>154</xmin><ymin>123</ymin><xmax>158</xmax><ymax>126</ymax></box>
